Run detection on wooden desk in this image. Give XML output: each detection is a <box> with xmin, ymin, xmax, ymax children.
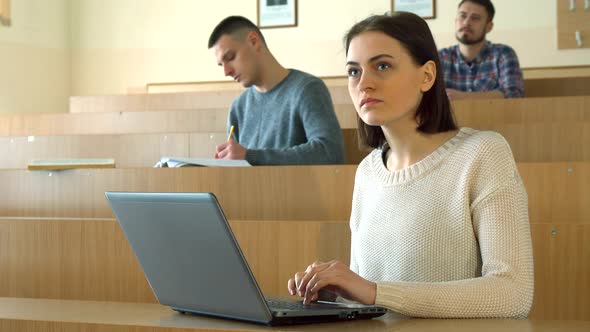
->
<box><xmin>0</xmin><ymin>298</ymin><xmax>588</xmax><ymax>332</ymax></box>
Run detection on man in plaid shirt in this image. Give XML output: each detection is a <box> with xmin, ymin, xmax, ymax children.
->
<box><xmin>439</xmin><ymin>0</ymin><xmax>524</xmax><ymax>100</ymax></box>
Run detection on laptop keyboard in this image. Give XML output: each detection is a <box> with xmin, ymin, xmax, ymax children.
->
<box><xmin>267</xmin><ymin>299</ymin><xmax>340</xmax><ymax>311</ymax></box>
<box><xmin>267</xmin><ymin>299</ymin><xmax>309</xmax><ymax>310</ymax></box>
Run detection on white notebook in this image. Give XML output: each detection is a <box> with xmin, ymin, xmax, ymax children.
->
<box><xmin>154</xmin><ymin>157</ymin><xmax>251</xmax><ymax>168</ymax></box>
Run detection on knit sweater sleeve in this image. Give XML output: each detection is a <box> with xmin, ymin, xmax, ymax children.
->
<box><xmin>375</xmin><ymin>176</ymin><xmax>534</xmax><ymax>318</ymax></box>
<box><xmin>373</xmin><ymin>137</ymin><xmax>534</xmax><ymax>318</ymax></box>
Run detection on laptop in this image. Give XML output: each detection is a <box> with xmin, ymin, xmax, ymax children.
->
<box><xmin>105</xmin><ymin>191</ymin><xmax>387</xmax><ymax>326</ymax></box>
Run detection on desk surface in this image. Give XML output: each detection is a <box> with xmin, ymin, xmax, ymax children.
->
<box><xmin>0</xmin><ymin>298</ymin><xmax>588</xmax><ymax>332</ymax></box>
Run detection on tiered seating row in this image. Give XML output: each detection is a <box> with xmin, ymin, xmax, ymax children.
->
<box><xmin>141</xmin><ymin>74</ymin><xmax>590</xmax><ymax>99</ymax></box>
<box><xmin>1</xmin><ymin>123</ymin><xmax>587</xmax><ymax>168</ymax></box>
<box><xmin>0</xmin><ymin>164</ymin><xmax>586</xmax><ymax>222</ymax></box>
<box><xmin>0</xmin><ymin>215</ymin><xmax>588</xmax><ymax>321</ymax></box>
<box><xmin>0</xmin><ymin>217</ymin><xmax>347</xmax><ymax>305</ymax></box>
<box><xmin>0</xmin><ymin>97</ymin><xmax>588</xmax><ymax>168</ymax></box>
<box><xmin>0</xmin><ymin>162</ymin><xmax>586</xmax><ymax>321</ymax></box>
<box><xmin>0</xmin><ymin>133</ymin><xmax>222</xmax><ymax>169</ymax></box>
<box><xmin>0</xmin><ymin>166</ymin><xmax>356</xmax><ymax>220</ymax></box>
<box><xmin>4</xmin><ymin>96</ymin><xmax>590</xmax><ymax>136</ymax></box>
<box><xmin>1</xmin><ymin>79</ymin><xmax>588</xmax><ymax>325</ymax></box>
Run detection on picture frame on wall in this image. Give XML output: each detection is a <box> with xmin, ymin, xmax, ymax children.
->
<box><xmin>0</xmin><ymin>0</ymin><xmax>10</xmax><ymax>26</ymax></box>
<box><xmin>392</xmin><ymin>0</ymin><xmax>436</xmax><ymax>20</ymax></box>
<box><xmin>257</xmin><ymin>0</ymin><xmax>297</xmax><ymax>29</ymax></box>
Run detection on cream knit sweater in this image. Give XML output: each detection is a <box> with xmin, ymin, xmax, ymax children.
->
<box><xmin>350</xmin><ymin>128</ymin><xmax>534</xmax><ymax>318</ymax></box>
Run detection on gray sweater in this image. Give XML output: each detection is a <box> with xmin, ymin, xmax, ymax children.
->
<box><xmin>228</xmin><ymin>69</ymin><xmax>345</xmax><ymax>165</ymax></box>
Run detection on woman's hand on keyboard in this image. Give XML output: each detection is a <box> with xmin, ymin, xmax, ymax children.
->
<box><xmin>287</xmin><ymin>260</ymin><xmax>377</xmax><ymax>305</ymax></box>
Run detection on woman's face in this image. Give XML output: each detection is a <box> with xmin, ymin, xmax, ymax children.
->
<box><xmin>346</xmin><ymin>31</ymin><xmax>432</xmax><ymax>128</ymax></box>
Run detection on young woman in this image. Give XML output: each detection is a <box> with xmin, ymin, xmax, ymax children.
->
<box><xmin>287</xmin><ymin>13</ymin><xmax>533</xmax><ymax>318</ymax></box>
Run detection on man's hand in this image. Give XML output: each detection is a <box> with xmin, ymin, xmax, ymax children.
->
<box><xmin>287</xmin><ymin>260</ymin><xmax>377</xmax><ymax>305</ymax></box>
<box><xmin>215</xmin><ymin>139</ymin><xmax>247</xmax><ymax>160</ymax></box>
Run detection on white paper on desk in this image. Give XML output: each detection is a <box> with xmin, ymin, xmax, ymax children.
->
<box><xmin>154</xmin><ymin>157</ymin><xmax>251</xmax><ymax>168</ymax></box>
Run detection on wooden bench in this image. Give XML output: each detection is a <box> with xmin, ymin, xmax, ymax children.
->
<box><xmin>4</xmin><ymin>96</ymin><xmax>583</xmax><ymax>136</ymax></box>
<box><xmin>0</xmin><ymin>163</ymin><xmax>587</xmax><ymax>222</ymax></box>
<box><xmin>0</xmin><ymin>215</ymin><xmax>587</xmax><ymax>321</ymax></box>
<box><xmin>139</xmin><ymin>70</ymin><xmax>590</xmax><ymax>102</ymax></box>
<box><xmin>0</xmin><ymin>166</ymin><xmax>355</xmax><ymax>220</ymax></box>
<box><xmin>1</xmin><ymin>97</ymin><xmax>588</xmax><ymax>165</ymax></box>
<box><xmin>0</xmin><ymin>162</ymin><xmax>586</xmax><ymax>320</ymax></box>
<box><xmin>2</xmin><ymin>121</ymin><xmax>585</xmax><ymax>169</ymax></box>
<box><xmin>0</xmin><ymin>133</ymin><xmax>218</xmax><ymax>169</ymax></box>
<box><xmin>0</xmin><ymin>217</ymin><xmax>346</xmax><ymax>304</ymax></box>
<box><xmin>69</xmin><ymin>83</ymin><xmax>590</xmax><ymax>114</ymax></box>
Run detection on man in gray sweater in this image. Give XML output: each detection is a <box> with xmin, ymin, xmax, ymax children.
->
<box><xmin>208</xmin><ymin>16</ymin><xmax>345</xmax><ymax>165</ymax></box>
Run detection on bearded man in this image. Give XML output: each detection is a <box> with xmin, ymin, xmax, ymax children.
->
<box><xmin>439</xmin><ymin>0</ymin><xmax>524</xmax><ymax>100</ymax></box>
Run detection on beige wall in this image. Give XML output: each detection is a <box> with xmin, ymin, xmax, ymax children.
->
<box><xmin>0</xmin><ymin>0</ymin><xmax>70</xmax><ymax>114</ymax></box>
<box><xmin>1</xmin><ymin>0</ymin><xmax>588</xmax><ymax>111</ymax></box>
<box><xmin>69</xmin><ymin>0</ymin><xmax>590</xmax><ymax>96</ymax></box>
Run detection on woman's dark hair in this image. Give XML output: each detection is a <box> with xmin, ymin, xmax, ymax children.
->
<box><xmin>344</xmin><ymin>12</ymin><xmax>457</xmax><ymax>149</ymax></box>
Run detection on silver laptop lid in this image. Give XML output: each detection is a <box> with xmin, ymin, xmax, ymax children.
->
<box><xmin>105</xmin><ymin>192</ymin><xmax>272</xmax><ymax>324</ymax></box>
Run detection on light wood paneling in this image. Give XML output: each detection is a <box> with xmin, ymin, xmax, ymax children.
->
<box><xmin>3</xmin><ymin>97</ymin><xmax>590</xmax><ymax>163</ymax></box>
<box><xmin>8</xmin><ymin>96</ymin><xmax>590</xmax><ymax>135</ymax></box>
<box><xmin>1</xmin><ymin>122</ymin><xmax>586</xmax><ymax>169</ymax></box>
<box><xmin>0</xmin><ymin>217</ymin><xmax>348</xmax><ymax>303</ymax></box>
<box><xmin>0</xmin><ymin>0</ymin><xmax>9</xmax><ymax>25</ymax></box>
<box><xmin>72</xmin><ymin>84</ymin><xmax>590</xmax><ymax>115</ymax></box>
<box><xmin>452</xmin><ymin>96</ymin><xmax>590</xmax><ymax>124</ymax></box>
<box><xmin>0</xmin><ymin>134</ymin><xmax>193</xmax><ymax>169</ymax></box>
<box><xmin>0</xmin><ymin>218</ymin><xmax>154</xmax><ymax>303</ymax></box>
<box><xmin>345</xmin><ymin>122</ymin><xmax>590</xmax><ymax>163</ymax></box>
<box><xmin>0</xmin><ymin>108</ymin><xmax>229</xmax><ymax>136</ymax></box>
<box><xmin>0</xmin><ymin>131</ymin><xmax>362</xmax><ymax>168</ymax></box>
<box><xmin>0</xmin><ymin>166</ymin><xmax>357</xmax><ymax>220</ymax></box>
<box><xmin>529</xmin><ymin>223</ymin><xmax>590</xmax><ymax>320</ymax></box>
<box><xmin>144</xmin><ymin>68</ymin><xmax>590</xmax><ymax>97</ymax></box>
<box><xmin>1</xmin><ymin>218</ymin><xmax>588</xmax><ymax>321</ymax></box>
<box><xmin>525</xmin><ymin>77</ymin><xmax>590</xmax><ymax>97</ymax></box>
<box><xmin>520</xmin><ymin>163</ymin><xmax>590</xmax><ymax>224</ymax></box>
<box><xmin>523</xmin><ymin>66</ymin><xmax>590</xmax><ymax>79</ymax></box>
<box><xmin>0</xmin><ymin>163</ymin><xmax>587</xmax><ymax>223</ymax></box>
<box><xmin>69</xmin><ymin>91</ymin><xmax>242</xmax><ymax>113</ymax></box>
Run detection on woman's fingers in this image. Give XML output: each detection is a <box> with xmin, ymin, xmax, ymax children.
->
<box><xmin>290</xmin><ymin>261</ymin><xmax>343</xmax><ymax>302</ymax></box>
<box><xmin>287</xmin><ymin>278</ymin><xmax>296</xmax><ymax>295</ymax></box>
<box><xmin>297</xmin><ymin>261</ymin><xmax>331</xmax><ymax>294</ymax></box>
<box><xmin>294</xmin><ymin>271</ymin><xmax>308</xmax><ymax>296</ymax></box>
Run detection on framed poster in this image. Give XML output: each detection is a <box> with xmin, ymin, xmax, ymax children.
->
<box><xmin>257</xmin><ymin>0</ymin><xmax>297</xmax><ymax>29</ymax></box>
<box><xmin>392</xmin><ymin>0</ymin><xmax>436</xmax><ymax>19</ymax></box>
<box><xmin>0</xmin><ymin>0</ymin><xmax>10</xmax><ymax>26</ymax></box>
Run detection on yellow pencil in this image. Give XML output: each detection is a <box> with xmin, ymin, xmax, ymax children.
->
<box><xmin>227</xmin><ymin>125</ymin><xmax>235</xmax><ymax>142</ymax></box>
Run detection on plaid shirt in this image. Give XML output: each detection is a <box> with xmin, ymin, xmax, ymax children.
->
<box><xmin>439</xmin><ymin>41</ymin><xmax>524</xmax><ymax>98</ymax></box>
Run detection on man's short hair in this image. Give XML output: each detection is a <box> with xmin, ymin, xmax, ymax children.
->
<box><xmin>208</xmin><ymin>16</ymin><xmax>267</xmax><ymax>48</ymax></box>
<box><xmin>458</xmin><ymin>0</ymin><xmax>495</xmax><ymax>21</ymax></box>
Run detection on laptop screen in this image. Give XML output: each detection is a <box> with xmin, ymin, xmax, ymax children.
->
<box><xmin>105</xmin><ymin>192</ymin><xmax>272</xmax><ymax>323</ymax></box>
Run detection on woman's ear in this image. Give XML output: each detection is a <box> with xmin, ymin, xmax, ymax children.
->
<box><xmin>420</xmin><ymin>60</ymin><xmax>436</xmax><ymax>92</ymax></box>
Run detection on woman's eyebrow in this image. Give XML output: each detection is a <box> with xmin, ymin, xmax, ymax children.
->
<box><xmin>346</xmin><ymin>54</ymin><xmax>395</xmax><ymax>66</ymax></box>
